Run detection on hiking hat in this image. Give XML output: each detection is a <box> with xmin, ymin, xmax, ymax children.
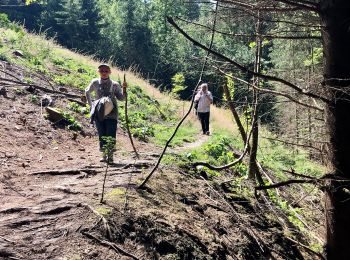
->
<box><xmin>98</xmin><ymin>63</ymin><xmax>111</xmax><ymax>69</ymax></box>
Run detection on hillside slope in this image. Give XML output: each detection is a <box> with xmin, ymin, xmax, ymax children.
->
<box><xmin>0</xmin><ymin>24</ymin><xmax>325</xmax><ymax>259</ymax></box>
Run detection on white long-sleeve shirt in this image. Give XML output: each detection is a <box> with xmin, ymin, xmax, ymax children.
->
<box><xmin>195</xmin><ymin>91</ymin><xmax>213</xmax><ymax>113</ymax></box>
<box><xmin>85</xmin><ymin>78</ymin><xmax>125</xmax><ymax>120</ymax></box>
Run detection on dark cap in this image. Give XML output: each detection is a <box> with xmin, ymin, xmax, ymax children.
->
<box><xmin>98</xmin><ymin>63</ymin><xmax>111</xmax><ymax>69</ymax></box>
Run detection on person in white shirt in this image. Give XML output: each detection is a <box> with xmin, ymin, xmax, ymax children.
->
<box><xmin>85</xmin><ymin>64</ymin><xmax>127</xmax><ymax>163</ymax></box>
<box><xmin>194</xmin><ymin>83</ymin><xmax>213</xmax><ymax>135</ymax></box>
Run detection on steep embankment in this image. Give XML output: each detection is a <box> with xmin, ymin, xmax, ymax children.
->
<box><xmin>0</xmin><ymin>25</ymin><xmax>325</xmax><ymax>259</ymax></box>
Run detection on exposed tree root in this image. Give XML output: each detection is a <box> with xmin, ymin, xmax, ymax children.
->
<box><xmin>0</xmin><ymin>207</ymin><xmax>28</xmax><ymax>214</ymax></box>
<box><xmin>33</xmin><ymin>205</ymin><xmax>74</xmax><ymax>215</ymax></box>
<box><xmin>82</xmin><ymin>203</ymin><xmax>112</xmax><ymax>240</ymax></box>
<box><xmin>81</xmin><ymin>231</ymin><xmax>139</xmax><ymax>260</ymax></box>
<box><xmin>30</xmin><ymin>168</ymin><xmax>98</xmax><ymax>176</ymax></box>
<box><xmin>285</xmin><ymin>236</ymin><xmax>325</xmax><ymax>260</ymax></box>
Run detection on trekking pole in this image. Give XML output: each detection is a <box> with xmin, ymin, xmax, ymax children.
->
<box><xmin>124</xmin><ymin>74</ymin><xmax>140</xmax><ymax>159</ymax></box>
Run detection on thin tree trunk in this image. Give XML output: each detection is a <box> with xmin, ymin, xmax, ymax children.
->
<box><xmin>248</xmin><ymin>11</ymin><xmax>263</xmax><ymax>184</ymax></box>
<box><xmin>320</xmin><ymin>0</ymin><xmax>350</xmax><ymax>258</ymax></box>
<box><xmin>222</xmin><ymin>83</ymin><xmax>249</xmax><ymax>150</ymax></box>
<box><xmin>124</xmin><ymin>75</ymin><xmax>139</xmax><ymax>159</ymax></box>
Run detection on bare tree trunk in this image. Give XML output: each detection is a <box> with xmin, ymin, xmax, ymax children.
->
<box><xmin>248</xmin><ymin>11</ymin><xmax>263</xmax><ymax>184</ymax></box>
<box><xmin>307</xmin><ymin>66</ymin><xmax>313</xmax><ymax>158</ymax></box>
<box><xmin>222</xmin><ymin>83</ymin><xmax>249</xmax><ymax>149</ymax></box>
<box><xmin>320</xmin><ymin>0</ymin><xmax>350</xmax><ymax>258</ymax></box>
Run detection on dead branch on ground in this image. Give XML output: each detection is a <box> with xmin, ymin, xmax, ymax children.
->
<box><xmin>81</xmin><ymin>231</ymin><xmax>139</xmax><ymax>260</ymax></box>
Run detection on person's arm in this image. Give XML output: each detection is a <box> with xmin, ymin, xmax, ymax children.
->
<box><xmin>206</xmin><ymin>92</ymin><xmax>213</xmax><ymax>104</ymax></box>
<box><xmin>194</xmin><ymin>92</ymin><xmax>201</xmax><ymax>102</ymax></box>
<box><xmin>85</xmin><ymin>80</ymin><xmax>95</xmax><ymax>106</ymax></box>
<box><xmin>114</xmin><ymin>82</ymin><xmax>126</xmax><ymax>101</ymax></box>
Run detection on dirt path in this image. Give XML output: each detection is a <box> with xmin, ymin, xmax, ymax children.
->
<box><xmin>0</xmin><ymin>88</ymin><xmax>159</xmax><ymax>259</ymax></box>
<box><xmin>174</xmin><ymin>134</ymin><xmax>210</xmax><ymax>152</ymax></box>
<box><xmin>0</xmin><ymin>80</ymin><xmax>215</xmax><ymax>259</ymax></box>
<box><xmin>0</xmin><ymin>126</ymin><xmax>157</xmax><ymax>259</ymax></box>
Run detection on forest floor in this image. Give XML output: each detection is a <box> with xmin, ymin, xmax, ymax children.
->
<box><xmin>0</xmin><ymin>60</ymin><xmax>323</xmax><ymax>259</ymax></box>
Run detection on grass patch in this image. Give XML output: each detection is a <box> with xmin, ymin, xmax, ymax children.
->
<box><xmin>153</xmin><ymin>120</ymin><xmax>198</xmax><ymax>147</ymax></box>
<box><xmin>95</xmin><ymin>206</ymin><xmax>112</xmax><ymax>216</ymax></box>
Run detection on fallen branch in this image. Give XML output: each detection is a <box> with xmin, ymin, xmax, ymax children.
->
<box><xmin>256</xmin><ymin>179</ymin><xmax>316</xmax><ymax>190</ymax></box>
<box><xmin>30</xmin><ymin>168</ymin><xmax>98</xmax><ymax>176</ymax></box>
<box><xmin>81</xmin><ymin>231</ymin><xmax>139</xmax><ymax>260</ymax></box>
<box><xmin>192</xmin><ymin>151</ymin><xmax>246</xmax><ymax>171</ymax></box>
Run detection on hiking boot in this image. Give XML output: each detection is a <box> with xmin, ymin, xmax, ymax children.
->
<box><xmin>100</xmin><ymin>155</ymin><xmax>107</xmax><ymax>162</ymax></box>
<box><xmin>206</xmin><ymin>131</ymin><xmax>211</xmax><ymax>135</ymax></box>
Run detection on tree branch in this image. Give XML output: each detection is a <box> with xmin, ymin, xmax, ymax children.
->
<box><xmin>167</xmin><ymin>17</ymin><xmax>329</xmax><ymax>103</ymax></box>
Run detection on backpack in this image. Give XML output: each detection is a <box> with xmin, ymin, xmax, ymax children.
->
<box><xmin>90</xmin><ymin>82</ymin><xmax>115</xmax><ymax>122</ymax></box>
<box><xmin>101</xmin><ymin>82</ymin><xmax>115</xmax><ymax>117</ymax></box>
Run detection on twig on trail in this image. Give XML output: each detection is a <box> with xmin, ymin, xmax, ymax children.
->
<box><xmin>100</xmin><ymin>162</ymin><xmax>110</xmax><ymax>204</ymax></box>
<box><xmin>285</xmin><ymin>236</ymin><xmax>325</xmax><ymax>260</ymax></box>
<box><xmin>0</xmin><ymin>235</ymin><xmax>15</xmax><ymax>243</ymax></box>
<box><xmin>1</xmin><ymin>179</ymin><xmax>26</xmax><ymax>197</ymax></box>
<box><xmin>81</xmin><ymin>231</ymin><xmax>139</xmax><ymax>260</ymax></box>
<box><xmin>82</xmin><ymin>203</ymin><xmax>112</xmax><ymax>240</ymax></box>
<box><xmin>138</xmin><ymin>1</ymin><xmax>220</xmax><ymax>189</ymax></box>
<box><xmin>124</xmin><ymin>74</ymin><xmax>140</xmax><ymax>159</ymax></box>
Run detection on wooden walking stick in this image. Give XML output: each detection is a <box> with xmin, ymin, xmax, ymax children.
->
<box><xmin>124</xmin><ymin>74</ymin><xmax>140</xmax><ymax>159</ymax></box>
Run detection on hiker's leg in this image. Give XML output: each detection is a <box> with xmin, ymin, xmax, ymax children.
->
<box><xmin>105</xmin><ymin>119</ymin><xmax>117</xmax><ymax>148</ymax></box>
<box><xmin>205</xmin><ymin>112</ymin><xmax>210</xmax><ymax>133</ymax></box>
<box><xmin>95</xmin><ymin>119</ymin><xmax>107</xmax><ymax>151</ymax></box>
<box><xmin>198</xmin><ymin>113</ymin><xmax>206</xmax><ymax>134</ymax></box>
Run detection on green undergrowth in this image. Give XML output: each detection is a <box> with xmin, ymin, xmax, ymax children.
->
<box><xmin>163</xmin><ymin>124</ymin><xmax>325</xmax><ymax>246</ymax></box>
<box><xmin>0</xmin><ymin>15</ymin><xmax>199</xmax><ymax>145</ymax></box>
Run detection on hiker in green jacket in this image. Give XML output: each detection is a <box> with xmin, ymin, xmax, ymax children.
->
<box><xmin>85</xmin><ymin>64</ymin><xmax>127</xmax><ymax>163</ymax></box>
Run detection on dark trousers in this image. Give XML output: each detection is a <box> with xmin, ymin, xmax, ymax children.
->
<box><xmin>95</xmin><ymin>119</ymin><xmax>117</xmax><ymax>151</ymax></box>
<box><xmin>198</xmin><ymin>112</ymin><xmax>210</xmax><ymax>134</ymax></box>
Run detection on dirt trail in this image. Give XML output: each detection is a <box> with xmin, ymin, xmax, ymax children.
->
<box><xmin>0</xmin><ymin>81</ymin><xmax>163</xmax><ymax>259</ymax></box>
<box><xmin>0</xmin><ymin>82</ymin><xmax>214</xmax><ymax>259</ymax></box>
<box><xmin>173</xmin><ymin>134</ymin><xmax>210</xmax><ymax>152</ymax></box>
<box><xmin>0</xmin><ymin>127</ymin><xmax>157</xmax><ymax>259</ymax></box>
